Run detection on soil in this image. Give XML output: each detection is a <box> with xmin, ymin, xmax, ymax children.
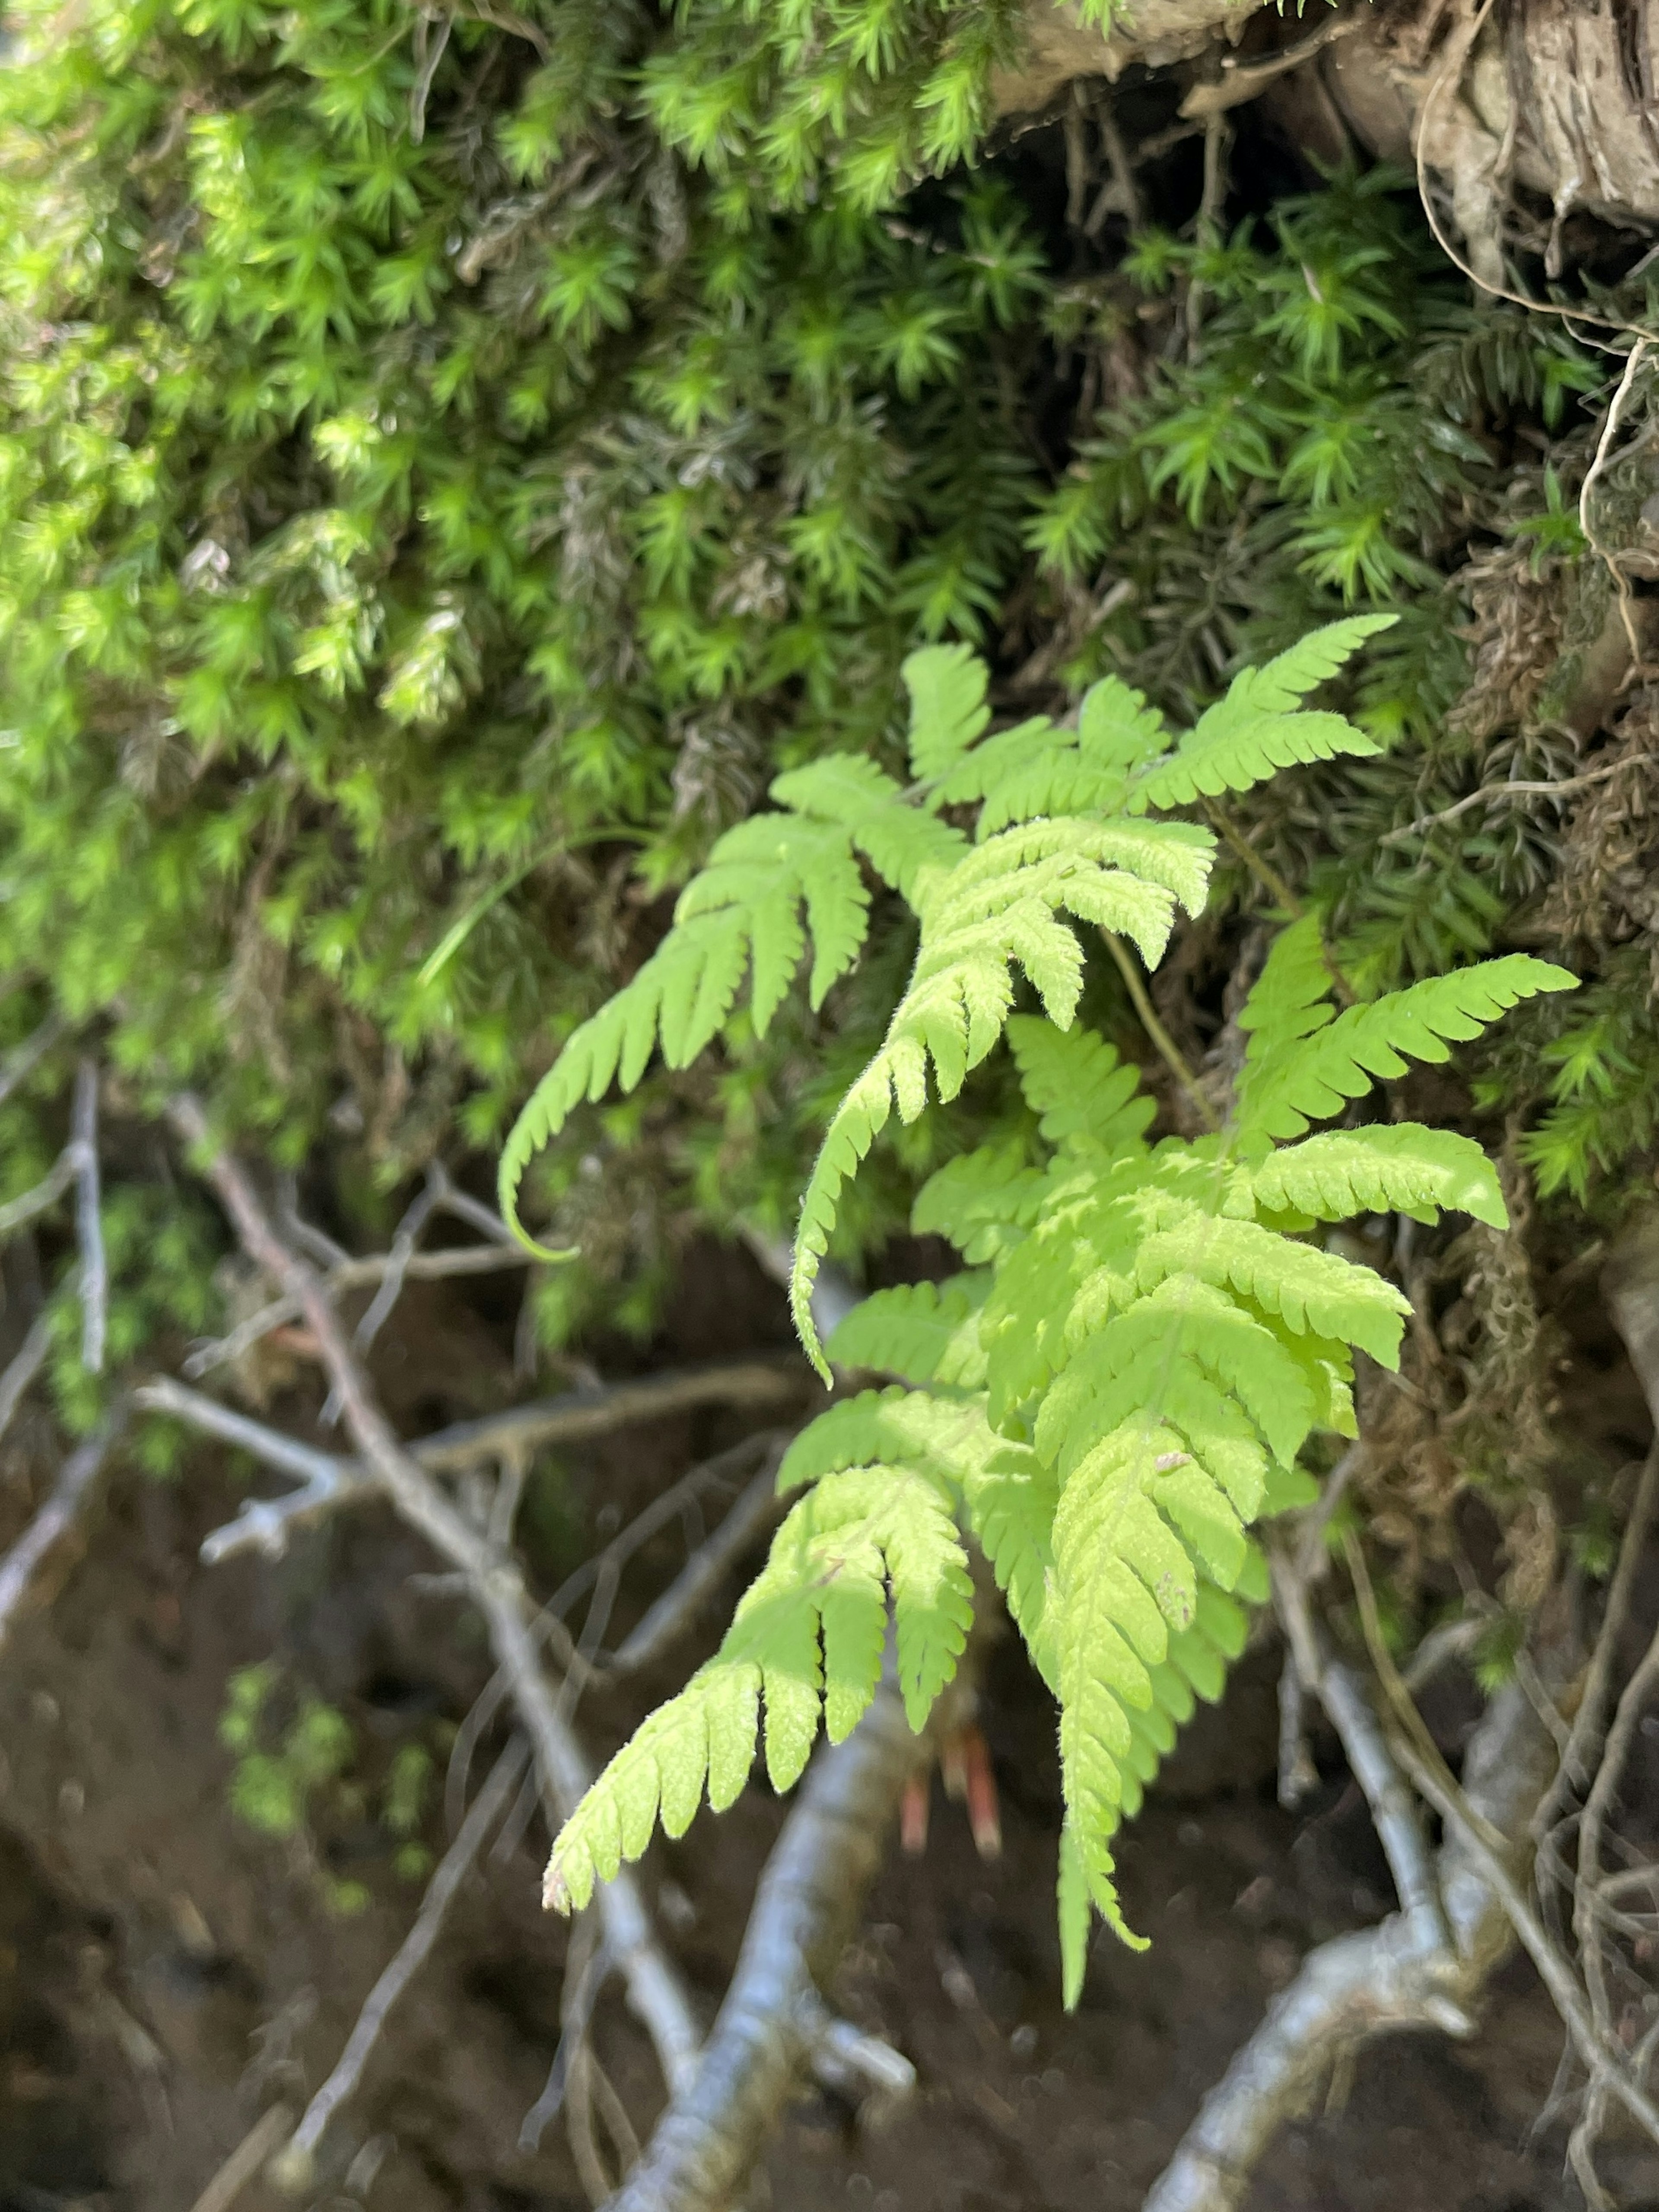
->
<box><xmin>2</xmin><ymin>1244</ymin><xmax>1658</xmax><ymax>2212</ymax></box>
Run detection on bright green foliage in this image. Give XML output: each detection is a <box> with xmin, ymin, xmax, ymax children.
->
<box><xmin>1236</xmin><ymin>917</ymin><xmax>1577</xmax><ymax>1145</ymax></box>
<box><xmin>0</xmin><ymin>0</ymin><xmax>1042</xmax><ymax>1216</ymax></box>
<box><xmin>537</xmin><ymin>629</ymin><xmax>1573</xmax><ymax>1984</ymax></box>
<box><xmin>504</xmin><ymin>621</ymin><xmax>1392</xmax><ymax>1361</ymax></box>
<box><xmin>544</xmin><ymin>1454</ymin><xmax>973</xmax><ymax>1910</ymax></box>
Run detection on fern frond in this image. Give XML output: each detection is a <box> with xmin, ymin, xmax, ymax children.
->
<box><xmin>827</xmin><ymin>1276</ymin><xmax>991</xmax><ymax>1386</ymax></box>
<box><xmin>1250</xmin><ymin>1124</ymin><xmax>1509</xmax><ymax>1228</ymax></box>
<box><xmin>1039</xmin><ymin>1272</ymin><xmax>1314</xmax><ymax>1485</ymax></box>
<box><xmin>1238</xmin><ymin>948</ymin><xmax>1579</xmax><ymax>1144</ymax></box>
<box><xmin>902</xmin><ymin>641</ymin><xmax>991</xmax><ymax>782</ymax></box>
<box><xmin>789</xmin><ymin>821</ymin><xmax>1202</xmax><ymax>1372</ymax></box>
<box><xmin>1131</xmin><ymin>1210</ymin><xmax>1411</xmax><ymax>1368</ymax></box>
<box><xmin>1128</xmin><ymin>616</ymin><xmax>1397</xmax><ymax>814</ymax></box>
<box><xmin>544</xmin><ymin>1460</ymin><xmax>972</xmax><ymax>1911</ymax></box>
<box><xmin>1007</xmin><ymin>1015</ymin><xmax>1156</xmax><ymax>1156</ymax></box>
<box><xmin>1058</xmin><ymin>1818</ymin><xmax>1093</xmax><ymax>2007</ymax></box>
<box><xmin>958</xmin><ymin>1439</ymin><xmax>1060</xmax><ymax>1683</ymax></box>
<box><xmin>911</xmin><ymin>1143</ymin><xmax>1048</xmax><ymax>1261</ymax></box>
<box><xmin>500</xmin><ymin>748</ymin><xmax>969</xmax><ymax>1245</ymax></box>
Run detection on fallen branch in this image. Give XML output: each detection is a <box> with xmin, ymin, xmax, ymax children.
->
<box><xmin>0</xmin><ymin>1307</ymin><xmax>54</xmax><ymax>1449</ymax></box>
<box><xmin>175</xmin><ymin>1367</ymin><xmax>801</xmax><ymax>1563</ymax></box>
<box><xmin>0</xmin><ymin>1146</ymin><xmax>78</xmax><ymax>1242</ymax></box>
<box><xmin>415</xmin><ymin>1359</ymin><xmax>804</xmax><ymax>1478</ymax></box>
<box><xmin>1144</xmin><ymin>1558</ymin><xmax>1564</xmax><ymax>2212</ymax></box>
<box><xmin>165</xmin><ymin>1096</ymin><xmax>702</xmax><ymax>2105</ymax></box>
<box><xmin>186</xmin><ymin>2101</ymin><xmax>294</xmax><ymax>2212</ymax></box>
<box><xmin>1146</xmin><ymin>1660</ymin><xmax>1560</xmax><ymax>2212</ymax></box>
<box><xmin>0</xmin><ymin>1410</ymin><xmax>126</xmax><ymax>1653</ymax></box>
<box><xmin>271</xmin><ymin>1738</ymin><xmax>531</xmax><ymax>2191</ymax></box>
<box><xmin>134</xmin><ymin>1378</ymin><xmax>363</xmax><ymax>1562</ymax></box>
<box><xmin>0</xmin><ymin>1011</ymin><xmax>67</xmax><ymax>1110</ymax></box>
<box><xmin>607</xmin><ymin>1460</ymin><xmax>782</xmax><ymax>1678</ymax></box>
<box><xmin>71</xmin><ymin>1058</ymin><xmax>105</xmax><ymax>1375</ymax></box>
<box><xmin>603</xmin><ymin>1677</ymin><xmax>923</xmax><ymax>2212</ymax></box>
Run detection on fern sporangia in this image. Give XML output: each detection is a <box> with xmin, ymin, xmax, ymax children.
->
<box><xmin>516</xmin><ymin>623</ymin><xmax>1576</xmax><ymax>1996</ymax></box>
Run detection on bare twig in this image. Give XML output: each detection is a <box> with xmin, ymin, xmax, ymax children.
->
<box><xmin>0</xmin><ymin>1410</ymin><xmax>126</xmax><ymax>1653</ymax></box>
<box><xmin>183</xmin><ymin>1369</ymin><xmax>800</xmax><ymax>1564</ymax></box>
<box><xmin>165</xmin><ymin>1096</ymin><xmax>702</xmax><ymax>2101</ymax></box>
<box><xmin>0</xmin><ymin>1146</ymin><xmax>78</xmax><ymax>1241</ymax></box>
<box><xmin>186</xmin><ymin>2101</ymin><xmax>294</xmax><ymax>2212</ymax></box>
<box><xmin>413</xmin><ymin>1360</ymin><xmax>803</xmax><ymax>1477</ymax></box>
<box><xmin>607</xmin><ymin>1460</ymin><xmax>783</xmax><ymax>1678</ymax></box>
<box><xmin>1538</xmin><ymin>1445</ymin><xmax>1659</xmax><ymax>1832</ymax></box>
<box><xmin>355</xmin><ymin>1171</ymin><xmax>445</xmax><ymax>1356</ymax></box>
<box><xmin>184</xmin><ymin>1244</ymin><xmax>535</xmax><ymax>1379</ymax></box>
<box><xmin>135</xmin><ymin>1378</ymin><xmax>364</xmax><ymax>1561</ymax></box>
<box><xmin>1272</xmin><ymin>1542</ymin><xmax>1447</xmax><ymax>1953</ymax></box>
<box><xmin>71</xmin><ymin>1059</ymin><xmax>105</xmax><ymax>1374</ymax></box>
<box><xmin>0</xmin><ymin>1307</ymin><xmax>54</xmax><ymax>1450</ymax></box>
<box><xmin>272</xmin><ymin>1739</ymin><xmax>530</xmax><ymax>2191</ymax></box>
<box><xmin>1379</xmin><ymin>757</ymin><xmax>1636</xmax><ymax>847</ymax></box>
<box><xmin>1145</xmin><ymin>1667</ymin><xmax>1560</xmax><ymax>2212</ymax></box>
<box><xmin>521</xmin><ymin>1912</ymin><xmax>612</xmax><ymax>2152</ymax></box>
<box><xmin>604</xmin><ymin>1679</ymin><xmax>924</xmax><ymax>2212</ymax></box>
<box><xmin>0</xmin><ymin>1011</ymin><xmax>67</xmax><ymax>1110</ymax></box>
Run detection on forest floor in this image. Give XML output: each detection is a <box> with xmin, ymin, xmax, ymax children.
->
<box><xmin>3</xmin><ymin>1246</ymin><xmax>1659</xmax><ymax>2212</ymax></box>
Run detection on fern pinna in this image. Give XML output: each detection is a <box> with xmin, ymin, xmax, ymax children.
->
<box><xmin>503</xmin><ymin>621</ymin><xmax>1574</xmax><ymax>1998</ymax></box>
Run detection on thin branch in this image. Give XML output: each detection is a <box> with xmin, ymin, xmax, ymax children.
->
<box><xmin>0</xmin><ymin>1146</ymin><xmax>78</xmax><ymax>1241</ymax></box>
<box><xmin>135</xmin><ymin>1378</ymin><xmax>365</xmax><ymax>1562</ymax></box>
<box><xmin>0</xmin><ymin>1409</ymin><xmax>125</xmax><ymax>1653</ymax></box>
<box><xmin>1579</xmin><ymin>339</ymin><xmax>1653</xmax><ymax>672</ymax></box>
<box><xmin>413</xmin><ymin>1358</ymin><xmax>803</xmax><ymax>1477</ymax></box>
<box><xmin>521</xmin><ymin>1915</ymin><xmax>613</xmax><ymax>2152</ymax></box>
<box><xmin>1538</xmin><ymin>1446</ymin><xmax>1659</xmax><ymax>1830</ymax></box>
<box><xmin>185</xmin><ymin>2101</ymin><xmax>294</xmax><ymax>2212</ymax></box>
<box><xmin>604</xmin><ymin>1678</ymin><xmax>923</xmax><ymax>2212</ymax></box>
<box><xmin>1379</xmin><ymin>757</ymin><xmax>1635</xmax><ymax>847</ymax></box>
<box><xmin>272</xmin><ymin>1738</ymin><xmax>530</xmax><ymax>2191</ymax></box>
<box><xmin>183</xmin><ymin>1244</ymin><xmax>534</xmax><ymax>1380</ymax></box>
<box><xmin>353</xmin><ymin>1170</ymin><xmax>444</xmax><ymax>1358</ymax></box>
<box><xmin>183</xmin><ymin>1370</ymin><xmax>800</xmax><ymax>1564</ymax></box>
<box><xmin>1395</xmin><ymin>1736</ymin><xmax>1659</xmax><ymax>2149</ymax></box>
<box><xmin>0</xmin><ymin>1011</ymin><xmax>67</xmax><ymax>1111</ymax></box>
<box><xmin>1103</xmin><ymin>932</ymin><xmax>1218</xmax><ymax>1131</ymax></box>
<box><xmin>72</xmin><ymin>1060</ymin><xmax>105</xmax><ymax>1375</ymax></box>
<box><xmin>607</xmin><ymin>1459</ymin><xmax>783</xmax><ymax>1678</ymax></box>
<box><xmin>426</xmin><ymin>1160</ymin><xmax>520</xmax><ymax>1246</ymax></box>
<box><xmin>1271</xmin><ymin>1541</ymin><xmax>1446</xmax><ymax>1953</ymax></box>
<box><xmin>0</xmin><ymin>1307</ymin><xmax>54</xmax><ymax>1449</ymax></box>
<box><xmin>1145</xmin><ymin>1668</ymin><xmax>1560</xmax><ymax>2212</ymax></box>
<box><xmin>165</xmin><ymin>1095</ymin><xmax>702</xmax><ymax>2103</ymax></box>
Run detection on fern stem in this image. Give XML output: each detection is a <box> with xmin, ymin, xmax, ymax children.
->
<box><xmin>1201</xmin><ymin>799</ymin><xmax>1303</xmax><ymax>920</ymax></box>
<box><xmin>1102</xmin><ymin>932</ymin><xmax>1219</xmax><ymax>1131</ymax></box>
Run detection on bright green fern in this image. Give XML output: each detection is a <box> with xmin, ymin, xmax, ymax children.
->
<box><xmin>516</xmin><ymin>625</ymin><xmax>1576</xmax><ymax>1992</ymax></box>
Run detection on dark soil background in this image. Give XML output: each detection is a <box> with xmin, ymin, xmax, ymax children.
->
<box><xmin>3</xmin><ymin>1249</ymin><xmax>1659</xmax><ymax>2212</ymax></box>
